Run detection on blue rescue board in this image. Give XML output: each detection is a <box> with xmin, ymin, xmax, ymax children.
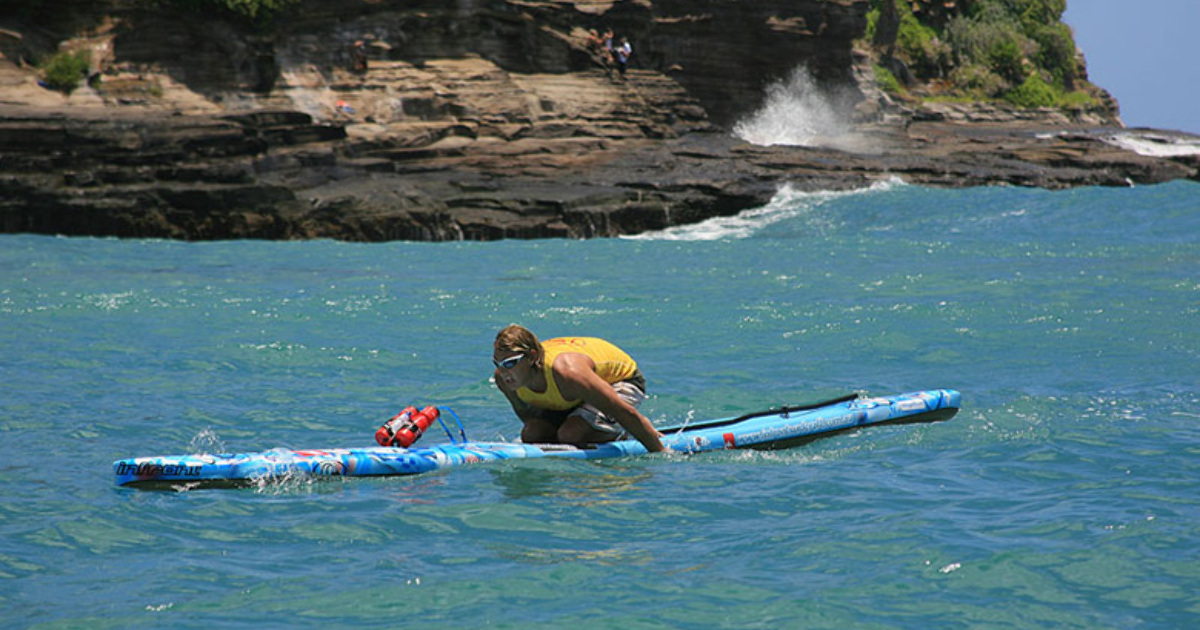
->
<box><xmin>114</xmin><ymin>389</ymin><xmax>960</xmax><ymax>489</ymax></box>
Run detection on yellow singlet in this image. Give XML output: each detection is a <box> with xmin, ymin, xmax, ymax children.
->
<box><xmin>516</xmin><ymin>337</ymin><xmax>639</xmax><ymax>411</ymax></box>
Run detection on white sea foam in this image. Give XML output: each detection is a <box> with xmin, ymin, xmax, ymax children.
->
<box><xmin>626</xmin><ymin>178</ymin><xmax>904</xmax><ymax>241</ymax></box>
<box><xmin>733</xmin><ymin>66</ymin><xmax>853</xmax><ymax>147</ymax></box>
<box><xmin>1102</xmin><ymin>131</ymin><xmax>1200</xmax><ymax>157</ymax></box>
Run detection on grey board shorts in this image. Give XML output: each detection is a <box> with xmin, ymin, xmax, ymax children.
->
<box><xmin>570</xmin><ymin>371</ymin><xmax>647</xmax><ymax>440</ymax></box>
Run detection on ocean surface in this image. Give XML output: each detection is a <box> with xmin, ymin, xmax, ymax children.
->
<box><xmin>2</xmin><ymin>179</ymin><xmax>1198</xmax><ymax>629</ymax></box>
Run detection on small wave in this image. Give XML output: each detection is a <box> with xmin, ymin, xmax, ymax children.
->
<box><xmin>626</xmin><ymin>178</ymin><xmax>904</xmax><ymax>242</ymax></box>
<box><xmin>1102</xmin><ymin>131</ymin><xmax>1200</xmax><ymax>157</ymax></box>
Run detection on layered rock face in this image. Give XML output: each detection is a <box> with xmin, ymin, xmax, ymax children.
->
<box><xmin>1</xmin><ymin>0</ymin><xmax>1196</xmax><ymax>241</ymax></box>
<box><xmin>85</xmin><ymin>0</ymin><xmax>864</xmax><ymax>126</ymax></box>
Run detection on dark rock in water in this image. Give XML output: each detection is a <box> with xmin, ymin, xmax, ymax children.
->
<box><xmin>0</xmin><ymin>1</ymin><xmax>1196</xmax><ymax>241</ymax></box>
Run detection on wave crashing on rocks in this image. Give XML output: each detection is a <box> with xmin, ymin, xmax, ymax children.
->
<box><xmin>733</xmin><ymin>66</ymin><xmax>854</xmax><ymax>148</ymax></box>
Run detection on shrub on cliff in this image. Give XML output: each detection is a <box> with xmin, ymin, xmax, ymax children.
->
<box><xmin>866</xmin><ymin>1</ymin><xmax>951</xmax><ymax>79</ymax></box>
<box><xmin>946</xmin><ymin>63</ymin><xmax>1006</xmax><ymax>98</ymax></box>
<box><xmin>1006</xmin><ymin>72</ymin><xmax>1057</xmax><ymax>108</ymax></box>
<box><xmin>41</xmin><ymin>50</ymin><xmax>90</xmax><ymax>94</ymax></box>
<box><xmin>1028</xmin><ymin>21</ymin><xmax>1078</xmax><ymax>88</ymax></box>
<box><xmin>896</xmin><ymin>9</ymin><xmax>951</xmax><ymax>78</ymax></box>
<box><xmin>874</xmin><ymin>65</ymin><xmax>905</xmax><ymax>95</ymax></box>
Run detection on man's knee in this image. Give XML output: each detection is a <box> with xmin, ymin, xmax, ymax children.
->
<box><xmin>521</xmin><ymin>420</ymin><xmax>557</xmax><ymax>444</ymax></box>
<box><xmin>556</xmin><ymin>419</ymin><xmax>588</xmax><ymax>445</ymax></box>
<box><xmin>557</xmin><ymin>415</ymin><xmax>616</xmax><ymax>446</ymax></box>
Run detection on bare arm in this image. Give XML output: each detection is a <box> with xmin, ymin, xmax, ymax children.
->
<box><xmin>554</xmin><ymin>357</ymin><xmax>667</xmax><ymax>453</ymax></box>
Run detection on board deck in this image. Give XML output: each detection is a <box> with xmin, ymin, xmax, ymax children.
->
<box><xmin>114</xmin><ymin>389</ymin><xmax>960</xmax><ymax>489</ymax></box>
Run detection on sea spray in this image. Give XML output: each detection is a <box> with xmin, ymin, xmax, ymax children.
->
<box><xmin>188</xmin><ymin>428</ymin><xmax>227</xmax><ymax>454</ymax></box>
<box><xmin>1102</xmin><ymin>131</ymin><xmax>1200</xmax><ymax>157</ymax></box>
<box><xmin>733</xmin><ymin>66</ymin><xmax>853</xmax><ymax>147</ymax></box>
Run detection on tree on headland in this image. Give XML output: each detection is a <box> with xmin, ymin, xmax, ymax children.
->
<box><xmin>864</xmin><ymin>0</ymin><xmax>1096</xmax><ymax>109</ymax></box>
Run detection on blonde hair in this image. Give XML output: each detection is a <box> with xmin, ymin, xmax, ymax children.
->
<box><xmin>495</xmin><ymin>324</ymin><xmax>542</xmax><ymax>364</ymax></box>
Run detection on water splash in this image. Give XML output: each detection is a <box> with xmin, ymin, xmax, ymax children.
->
<box><xmin>733</xmin><ymin>66</ymin><xmax>853</xmax><ymax>147</ymax></box>
<box><xmin>188</xmin><ymin>428</ymin><xmax>227</xmax><ymax>454</ymax></box>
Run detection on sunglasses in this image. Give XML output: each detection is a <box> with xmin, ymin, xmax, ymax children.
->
<box><xmin>492</xmin><ymin>353</ymin><xmax>525</xmax><ymax>370</ymax></box>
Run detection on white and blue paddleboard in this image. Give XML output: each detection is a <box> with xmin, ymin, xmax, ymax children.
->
<box><xmin>113</xmin><ymin>389</ymin><xmax>960</xmax><ymax>489</ymax></box>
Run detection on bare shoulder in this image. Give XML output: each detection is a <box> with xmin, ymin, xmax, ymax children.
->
<box><xmin>551</xmin><ymin>352</ymin><xmax>597</xmax><ymax>381</ymax></box>
<box><xmin>552</xmin><ymin>352</ymin><xmax>605</xmax><ymax>399</ymax></box>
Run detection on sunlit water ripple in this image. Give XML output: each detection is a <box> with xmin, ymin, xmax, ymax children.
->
<box><xmin>2</xmin><ymin>180</ymin><xmax>1198</xmax><ymax>629</ymax></box>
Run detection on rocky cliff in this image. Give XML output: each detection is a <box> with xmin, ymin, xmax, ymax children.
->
<box><xmin>1</xmin><ymin>0</ymin><xmax>1196</xmax><ymax>241</ymax></box>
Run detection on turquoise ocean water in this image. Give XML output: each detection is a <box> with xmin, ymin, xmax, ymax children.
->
<box><xmin>2</xmin><ymin>180</ymin><xmax>1198</xmax><ymax>628</ymax></box>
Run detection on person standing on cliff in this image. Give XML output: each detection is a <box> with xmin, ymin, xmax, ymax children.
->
<box><xmin>614</xmin><ymin>37</ymin><xmax>632</xmax><ymax>79</ymax></box>
<box><xmin>586</xmin><ymin>29</ymin><xmax>608</xmax><ymax>68</ymax></box>
<box><xmin>492</xmin><ymin>324</ymin><xmax>667</xmax><ymax>453</ymax></box>
<box><xmin>602</xmin><ymin>29</ymin><xmax>616</xmax><ymax>71</ymax></box>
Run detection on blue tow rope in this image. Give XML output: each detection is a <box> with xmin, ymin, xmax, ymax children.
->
<box><xmin>436</xmin><ymin>406</ymin><xmax>468</xmax><ymax>444</ymax></box>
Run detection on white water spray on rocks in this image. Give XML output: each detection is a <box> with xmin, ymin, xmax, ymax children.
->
<box><xmin>733</xmin><ymin>66</ymin><xmax>853</xmax><ymax>147</ymax></box>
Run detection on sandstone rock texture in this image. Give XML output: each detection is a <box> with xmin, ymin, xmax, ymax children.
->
<box><xmin>1</xmin><ymin>0</ymin><xmax>1197</xmax><ymax>241</ymax></box>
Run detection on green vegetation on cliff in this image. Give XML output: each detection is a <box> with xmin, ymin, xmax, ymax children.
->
<box><xmin>865</xmin><ymin>0</ymin><xmax>1096</xmax><ymax>109</ymax></box>
<box><xmin>40</xmin><ymin>50</ymin><xmax>91</xmax><ymax>94</ymax></box>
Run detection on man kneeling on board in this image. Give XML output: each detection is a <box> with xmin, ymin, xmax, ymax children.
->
<box><xmin>492</xmin><ymin>324</ymin><xmax>666</xmax><ymax>453</ymax></box>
